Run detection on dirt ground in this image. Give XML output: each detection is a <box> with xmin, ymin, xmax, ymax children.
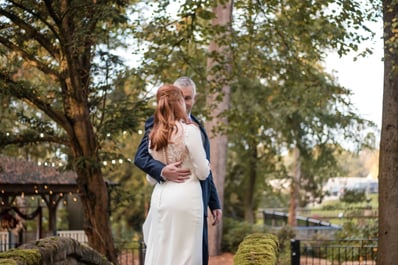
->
<box><xmin>209</xmin><ymin>253</ymin><xmax>234</xmax><ymax>265</ymax></box>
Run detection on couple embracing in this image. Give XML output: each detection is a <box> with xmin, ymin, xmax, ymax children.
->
<box><xmin>134</xmin><ymin>77</ymin><xmax>222</xmax><ymax>265</ymax></box>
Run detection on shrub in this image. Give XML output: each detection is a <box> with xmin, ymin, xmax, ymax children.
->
<box><xmin>222</xmin><ymin>217</ymin><xmax>266</xmax><ymax>253</ymax></box>
<box><xmin>340</xmin><ymin>189</ymin><xmax>367</xmax><ymax>204</ymax></box>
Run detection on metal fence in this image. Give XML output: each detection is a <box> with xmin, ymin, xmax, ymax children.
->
<box><xmin>2</xmin><ymin>231</ymin><xmax>380</xmax><ymax>265</ymax></box>
<box><xmin>291</xmin><ymin>239</ymin><xmax>378</xmax><ymax>265</ymax></box>
<box><xmin>116</xmin><ymin>242</ymin><xmax>145</xmax><ymax>265</ymax></box>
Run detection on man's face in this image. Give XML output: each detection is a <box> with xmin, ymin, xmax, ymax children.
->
<box><xmin>180</xmin><ymin>86</ymin><xmax>195</xmax><ymax>115</ymax></box>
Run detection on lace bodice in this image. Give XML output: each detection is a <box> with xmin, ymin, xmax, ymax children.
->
<box><xmin>150</xmin><ymin>121</ymin><xmax>187</xmax><ymax>164</ymax></box>
<box><xmin>148</xmin><ymin>120</ymin><xmax>209</xmax><ymax>182</ymax></box>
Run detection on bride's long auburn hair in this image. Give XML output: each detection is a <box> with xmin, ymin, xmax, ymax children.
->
<box><xmin>149</xmin><ymin>84</ymin><xmax>190</xmax><ymax>151</ymax></box>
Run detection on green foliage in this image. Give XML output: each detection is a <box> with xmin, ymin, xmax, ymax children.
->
<box><xmin>221</xmin><ymin>0</ymin><xmax>378</xmax><ymax>218</ymax></box>
<box><xmin>102</xmin><ymin>128</ymin><xmax>154</xmax><ymax>237</ymax></box>
<box><xmin>0</xmin><ymin>1</ymin><xmax>149</xmax><ymax>157</ymax></box>
<box><xmin>222</xmin><ymin>217</ymin><xmax>267</xmax><ymax>253</ymax></box>
<box><xmin>317</xmin><ymin>193</ymin><xmax>378</xmax><ymax>240</ymax></box>
<box><xmin>275</xmin><ymin>225</ymin><xmax>296</xmax><ymax>252</ymax></box>
<box><xmin>335</xmin><ymin>217</ymin><xmax>378</xmax><ymax>240</ymax></box>
<box><xmin>340</xmin><ymin>189</ymin><xmax>367</xmax><ymax>204</ymax></box>
<box><xmin>273</xmin><ymin>225</ymin><xmax>296</xmax><ymax>265</ymax></box>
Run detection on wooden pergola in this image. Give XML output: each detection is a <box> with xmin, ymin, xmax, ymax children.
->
<box><xmin>0</xmin><ymin>156</ymin><xmax>80</xmax><ymax>239</ymax></box>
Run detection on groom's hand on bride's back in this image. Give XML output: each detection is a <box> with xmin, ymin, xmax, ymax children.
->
<box><xmin>162</xmin><ymin>161</ymin><xmax>191</xmax><ymax>183</ymax></box>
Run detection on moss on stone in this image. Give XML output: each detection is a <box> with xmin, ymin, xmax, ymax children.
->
<box><xmin>0</xmin><ymin>259</ymin><xmax>17</xmax><ymax>265</ymax></box>
<box><xmin>0</xmin><ymin>237</ymin><xmax>112</xmax><ymax>265</ymax></box>
<box><xmin>233</xmin><ymin>233</ymin><xmax>279</xmax><ymax>265</ymax></box>
<box><xmin>0</xmin><ymin>249</ymin><xmax>41</xmax><ymax>265</ymax></box>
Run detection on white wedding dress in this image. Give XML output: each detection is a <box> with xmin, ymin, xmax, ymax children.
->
<box><xmin>143</xmin><ymin>121</ymin><xmax>210</xmax><ymax>265</ymax></box>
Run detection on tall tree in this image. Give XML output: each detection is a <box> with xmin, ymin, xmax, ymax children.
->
<box><xmin>206</xmin><ymin>0</ymin><xmax>233</xmax><ymax>256</ymax></box>
<box><xmin>222</xmin><ymin>0</ymin><xmax>378</xmax><ymax>225</ymax></box>
<box><xmin>0</xmin><ymin>1</ymin><xmax>146</xmax><ymax>263</ymax></box>
<box><xmin>378</xmin><ymin>0</ymin><xmax>398</xmax><ymax>263</ymax></box>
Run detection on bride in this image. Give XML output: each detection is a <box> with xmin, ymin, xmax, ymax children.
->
<box><xmin>142</xmin><ymin>84</ymin><xmax>210</xmax><ymax>265</ymax></box>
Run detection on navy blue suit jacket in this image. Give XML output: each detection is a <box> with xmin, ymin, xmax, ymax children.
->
<box><xmin>134</xmin><ymin>115</ymin><xmax>221</xmax><ymax>216</ymax></box>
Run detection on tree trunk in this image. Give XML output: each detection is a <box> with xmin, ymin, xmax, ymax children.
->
<box><xmin>378</xmin><ymin>1</ymin><xmax>398</xmax><ymax>264</ymax></box>
<box><xmin>58</xmin><ymin>4</ymin><xmax>118</xmax><ymax>262</ymax></box>
<box><xmin>206</xmin><ymin>0</ymin><xmax>233</xmax><ymax>256</ymax></box>
<box><xmin>67</xmin><ymin>103</ymin><xmax>118</xmax><ymax>264</ymax></box>
<box><xmin>243</xmin><ymin>143</ymin><xmax>257</xmax><ymax>223</ymax></box>
<box><xmin>288</xmin><ymin>148</ymin><xmax>300</xmax><ymax>226</ymax></box>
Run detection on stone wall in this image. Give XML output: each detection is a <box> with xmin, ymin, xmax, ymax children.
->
<box><xmin>0</xmin><ymin>237</ymin><xmax>112</xmax><ymax>265</ymax></box>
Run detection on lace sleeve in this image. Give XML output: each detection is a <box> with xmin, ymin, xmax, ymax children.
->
<box><xmin>184</xmin><ymin>124</ymin><xmax>210</xmax><ymax>180</ymax></box>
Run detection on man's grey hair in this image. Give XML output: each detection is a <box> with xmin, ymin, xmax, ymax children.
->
<box><xmin>174</xmin><ymin>76</ymin><xmax>196</xmax><ymax>96</ymax></box>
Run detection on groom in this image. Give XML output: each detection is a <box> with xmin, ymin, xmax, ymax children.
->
<box><xmin>134</xmin><ymin>76</ymin><xmax>222</xmax><ymax>265</ymax></box>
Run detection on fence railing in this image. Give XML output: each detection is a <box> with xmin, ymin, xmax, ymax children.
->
<box><xmin>56</xmin><ymin>230</ymin><xmax>88</xmax><ymax>243</ymax></box>
<box><xmin>56</xmin><ymin>230</ymin><xmax>146</xmax><ymax>265</ymax></box>
<box><xmin>291</xmin><ymin>239</ymin><xmax>378</xmax><ymax>265</ymax></box>
<box><xmin>2</xmin><ymin>231</ymin><xmax>379</xmax><ymax>265</ymax></box>
<box><xmin>116</xmin><ymin>242</ymin><xmax>146</xmax><ymax>265</ymax></box>
<box><xmin>0</xmin><ymin>232</ymin><xmax>9</xmax><ymax>252</ymax></box>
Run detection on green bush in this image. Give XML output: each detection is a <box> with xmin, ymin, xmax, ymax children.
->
<box><xmin>233</xmin><ymin>233</ymin><xmax>279</xmax><ymax>265</ymax></box>
<box><xmin>274</xmin><ymin>225</ymin><xmax>296</xmax><ymax>265</ymax></box>
<box><xmin>340</xmin><ymin>189</ymin><xmax>367</xmax><ymax>204</ymax></box>
<box><xmin>222</xmin><ymin>217</ymin><xmax>266</xmax><ymax>253</ymax></box>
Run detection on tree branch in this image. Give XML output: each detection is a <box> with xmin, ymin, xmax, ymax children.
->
<box><xmin>0</xmin><ymin>36</ymin><xmax>59</xmax><ymax>79</ymax></box>
<box><xmin>0</xmin><ymin>71</ymin><xmax>70</xmax><ymax>133</ymax></box>
<box><xmin>0</xmin><ymin>132</ymin><xmax>69</xmax><ymax>148</ymax></box>
<box><xmin>0</xmin><ymin>4</ymin><xmax>60</xmax><ymax>59</ymax></box>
